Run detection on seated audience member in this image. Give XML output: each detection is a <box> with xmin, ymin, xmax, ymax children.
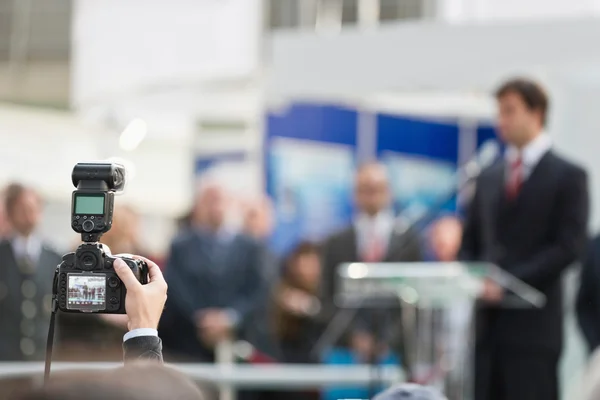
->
<box><xmin>160</xmin><ymin>183</ymin><xmax>265</xmax><ymax>362</ymax></box>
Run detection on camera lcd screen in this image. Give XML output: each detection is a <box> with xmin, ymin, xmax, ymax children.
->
<box><xmin>67</xmin><ymin>273</ymin><xmax>106</xmax><ymax>311</ymax></box>
<box><xmin>75</xmin><ymin>195</ymin><xmax>105</xmax><ymax>215</ymax></box>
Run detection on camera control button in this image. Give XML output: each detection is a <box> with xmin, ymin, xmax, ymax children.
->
<box><xmin>82</xmin><ymin>220</ymin><xmax>95</xmax><ymax>232</ymax></box>
<box><xmin>108</xmin><ymin>276</ymin><xmax>119</xmax><ymax>288</ymax></box>
<box><xmin>109</xmin><ymin>296</ymin><xmax>118</xmax><ymax>305</ymax></box>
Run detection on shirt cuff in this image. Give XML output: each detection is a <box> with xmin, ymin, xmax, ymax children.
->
<box><xmin>123</xmin><ymin>328</ymin><xmax>158</xmax><ymax>343</ymax></box>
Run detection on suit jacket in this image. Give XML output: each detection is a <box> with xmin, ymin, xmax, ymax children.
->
<box><xmin>460</xmin><ymin>151</ymin><xmax>589</xmax><ymax>354</ymax></box>
<box><xmin>576</xmin><ymin>235</ymin><xmax>600</xmax><ymax>353</ymax></box>
<box><xmin>159</xmin><ymin>229</ymin><xmax>265</xmax><ymax>361</ymax></box>
<box><xmin>123</xmin><ymin>336</ymin><xmax>163</xmax><ymax>363</ymax></box>
<box><xmin>0</xmin><ymin>239</ymin><xmax>62</xmax><ymax>361</ymax></box>
<box><xmin>320</xmin><ymin>224</ymin><xmax>423</xmax><ymax>347</ymax></box>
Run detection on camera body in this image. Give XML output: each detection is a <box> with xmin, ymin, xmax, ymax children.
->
<box><xmin>56</xmin><ymin>244</ymin><xmax>148</xmax><ymax>313</ymax></box>
<box><xmin>55</xmin><ymin>162</ymin><xmax>148</xmax><ymax>314</ymax></box>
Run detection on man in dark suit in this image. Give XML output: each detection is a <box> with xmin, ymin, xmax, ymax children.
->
<box><xmin>460</xmin><ymin>78</ymin><xmax>589</xmax><ymax>400</ymax></box>
<box><xmin>321</xmin><ymin>162</ymin><xmax>422</xmax><ymax>361</ymax></box>
<box><xmin>0</xmin><ymin>183</ymin><xmax>62</xmax><ymax>361</ymax></box>
<box><xmin>159</xmin><ymin>183</ymin><xmax>265</xmax><ymax>362</ymax></box>
<box><xmin>576</xmin><ymin>235</ymin><xmax>600</xmax><ymax>354</ymax></box>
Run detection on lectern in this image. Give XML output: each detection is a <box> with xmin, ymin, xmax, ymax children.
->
<box><xmin>335</xmin><ymin>262</ymin><xmax>546</xmax><ymax>400</ymax></box>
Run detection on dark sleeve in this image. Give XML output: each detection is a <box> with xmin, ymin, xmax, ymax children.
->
<box><xmin>229</xmin><ymin>241</ymin><xmax>266</xmax><ymax>324</ymax></box>
<box><xmin>123</xmin><ymin>336</ymin><xmax>163</xmax><ymax>363</ymax></box>
<box><xmin>163</xmin><ymin>240</ymin><xmax>197</xmax><ymax>322</ymax></box>
<box><xmin>319</xmin><ymin>236</ymin><xmax>338</xmax><ymax>321</ymax></box>
<box><xmin>459</xmin><ymin>181</ymin><xmax>481</xmax><ymax>261</ymax></box>
<box><xmin>577</xmin><ymin>238</ymin><xmax>600</xmax><ymax>353</ymax></box>
<box><xmin>402</xmin><ymin>229</ymin><xmax>425</xmax><ymax>262</ymax></box>
<box><xmin>510</xmin><ymin>166</ymin><xmax>589</xmax><ymax>289</ymax></box>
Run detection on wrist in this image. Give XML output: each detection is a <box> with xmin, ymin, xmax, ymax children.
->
<box><xmin>129</xmin><ymin>319</ymin><xmax>158</xmax><ymax>331</ymax></box>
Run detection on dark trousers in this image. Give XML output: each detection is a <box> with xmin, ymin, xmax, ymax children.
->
<box><xmin>475</xmin><ymin>345</ymin><xmax>559</xmax><ymax>400</ymax></box>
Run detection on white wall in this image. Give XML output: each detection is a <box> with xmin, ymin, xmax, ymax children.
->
<box><xmin>71</xmin><ymin>0</ymin><xmax>263</xmax><ymax>110</ymax></box>
<box><xmin>0</xmin><ymin>105</ymin><xmax>193</xmax><ymax>254</ymax></box>
<box><xmin>437</xmin><ymin>0</ymin><xmax>600</xmax><ymax>22</ymax></box>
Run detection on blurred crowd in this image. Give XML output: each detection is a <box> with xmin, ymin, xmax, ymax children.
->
<box><xmin>3</xmin><ymin>93</ymin><xmax>600</xmax><ymax>399</ymax></box>
<box><xmin>0</xmin><ymin>164</ymin><xmax>465</xmax><ymax>399</ymax></box>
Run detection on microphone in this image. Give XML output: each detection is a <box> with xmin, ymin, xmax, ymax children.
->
<box><xmin>394</xmin><ymin>139</ymin><xmax>500</xmax><ymax>234</ymax></box>
<box><xmin>462</xmin><ymin>139</ymin><xmax>500</xmax><ymax>183</ymax></box>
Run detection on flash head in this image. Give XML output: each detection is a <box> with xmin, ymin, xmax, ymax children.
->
<box><xmin>71</xmin><ymin>162</ymin><xmax>126</xmax><ymax>243</ymax></box>
<box><xmin>72</xmin><ymin>163</ymin><xmax>126</xmax><ymax>192</ymax></box>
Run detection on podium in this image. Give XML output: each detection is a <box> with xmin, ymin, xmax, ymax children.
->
<box><xmin>335</xmin><ymin>262</ymin><xmax>546</xmax><ymax>400</ymax></box>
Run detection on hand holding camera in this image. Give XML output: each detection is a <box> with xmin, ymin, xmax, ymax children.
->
<box><xmin>114</xmin><ymin>256</ymin><xmax>167</xmax><ymax>330</ymax></box>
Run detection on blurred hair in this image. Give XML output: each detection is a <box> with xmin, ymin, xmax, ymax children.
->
<box><xmin>495</xmin><ymin>77</ymin><xmax>549</xmax><ymax>126</ymax></box>
<box><xmin>11</xmin><ymin>363</ymin><xmax>205</xmax><ymax>400</ymax></box>
<box><xmin>272</xmin><ymin>241</ymin><xmax>321</xmax><ymax>341</ymax></box>
<box><xmin>282</xmin><ymin>241</ymin><xmax>321</xmax><ymax>282</ymax></box>
<box><xmin>4</xmin><ymin>182</ymin><xmax>36</xmax><ymax>215</ymax></box>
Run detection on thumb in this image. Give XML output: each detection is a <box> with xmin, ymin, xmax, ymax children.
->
<box><xmin>113</xmin><ymin>259</ymin><xmax>140</xmax><ymax>290</ymax></box>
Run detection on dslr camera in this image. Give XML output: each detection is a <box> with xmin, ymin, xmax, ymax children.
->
<box><xmin>55</xmin><ymin>163</ymin><xmax>148</xmax><ymax>314</ymax></box>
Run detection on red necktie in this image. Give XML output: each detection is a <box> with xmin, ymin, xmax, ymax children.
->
<box><xmin>362</xmin><ymin>229</ymin><xmax>385</xmax><ymax>263</ymax></box>
<box><xmin>506</xmin><ymin>155</ymin><xmax>523</xmax><ymax>200</ymax></box>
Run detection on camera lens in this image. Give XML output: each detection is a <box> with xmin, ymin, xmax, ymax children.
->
<box><xmin>79</xmin><ymin>251</ymin><xmax>98</xmax><ymax>271</ymax></box>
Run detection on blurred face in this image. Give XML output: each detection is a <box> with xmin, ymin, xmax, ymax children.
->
<box><xmin>430</xmin><ymin>218</ymin><xmax>463</xmax><ymax>262</ymax></box>
<box><xmin>292</xmin><ymin>253</ymin><xmax>321</xmax><ymax>288</ymax></box>
<box><xmin>354</xmin><ymin>165</ymin><xmax>391</xmax><ymax>216</ymax></box>
<box><xmin>0</xmin><ymin>199</ymin><xmax>10</xmax><ymax>238</ymax></box>
<box><xmin>497</xmin><ymin>91</ymin><xmax>543</xmax><ymax>147</ymax></box>
<box><xmin>9</xmin><ymin>190</ymin><xmax>42</xmax><ymax>237</ymax></box>
<box><xmin>243</xmin><ymin>199</ymin><xmax>273</xmax><ymax>240</ymax></box>
<box><xmin>194</xmin><ymin>186</ymin><xmax>227</xmax><ymax>229</ymax></box>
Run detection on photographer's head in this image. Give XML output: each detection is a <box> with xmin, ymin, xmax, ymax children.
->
<box><xmin>5</xmin><ymin>183</ymin><xmax>42</xmax><ymax>237</ymax></box>
<box><xmin>11</xmin><ymin>364</ymin><xmax>204</xmax><ymax>400</ymax></box>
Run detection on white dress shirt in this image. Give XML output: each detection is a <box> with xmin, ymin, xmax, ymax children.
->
<box><xmin>504</xmin><ymin>133</ymin><xmax>552</xmax><ymax>180</ymax></box>
<box><xmin>11</xmin><ymin>235</ymin><xmax>42</xmax><ymax>265</ymax></box>
<box><xmin>124</xmin><ymin>328</ymin><xmax>158</xmax><ymax>342</ymax></box>
<box><xmin>354</xmin><ymin>210</ymin><xmax>395</xmax><ymax>257</ymax></box>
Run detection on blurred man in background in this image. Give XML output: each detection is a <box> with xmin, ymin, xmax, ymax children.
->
<box><xmin>426</xmin><ymin>215</ymin><xmax>462</xmax><ymax>262</ymax></box>
<box><xmin>239</xmin><ymin>195</ymin><xmax>281</xmax><ymax>360</ymax></box>
<box><xmin>159</xmin><ymin>183</ymin><xmax>265</xmax><ymax>362</ymax></box>
<box><xmin>321</xmin><ymin>162</ymin><xmax>422</xmax><ymax>364</ymax></box>
<box><xmin>0</xmin><ymin>190</ymin><xmax>11</xmax><ymax>239</ymax></box>
<box><xmin>0</xmin><ymin>183</ymin><xmax>62</xmax><ymax>361</ymax></box>
<box><xmin>461</xmin><ymin>78</ymin><xmax>589</xmax><ymax>400</ymax></box>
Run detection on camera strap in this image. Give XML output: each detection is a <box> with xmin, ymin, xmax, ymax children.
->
<box><xmin>44</xmin><ymin>268</ymin><xmax>59</xmax><ymax>384</ymax></box>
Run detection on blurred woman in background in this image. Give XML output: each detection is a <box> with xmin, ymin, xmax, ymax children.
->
<box><xmin>272</xmin><ymin>241</ymin><xmax>324</xmax><ymax>365</ymax></box>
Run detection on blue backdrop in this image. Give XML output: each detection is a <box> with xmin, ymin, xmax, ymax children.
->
<box><xmin>264</xmin><ymin>102</ymin><xmax>497</xmax><ymax>255</ymax></box>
